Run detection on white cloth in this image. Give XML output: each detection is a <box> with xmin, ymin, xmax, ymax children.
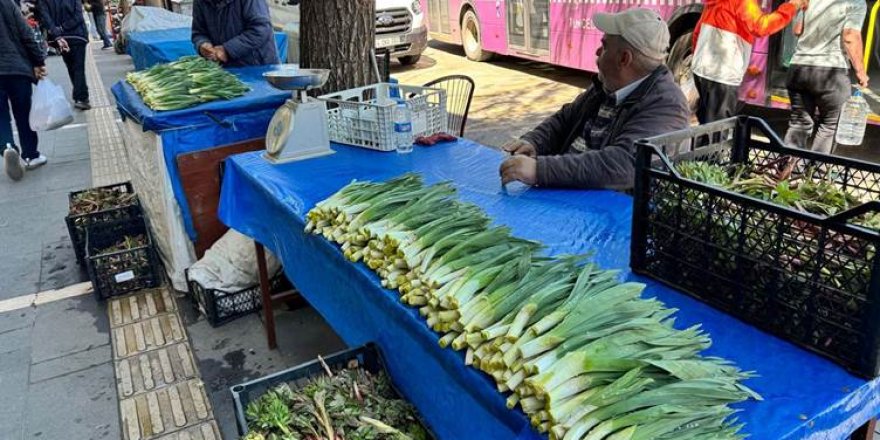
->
<box><xmin>790</xmin><ymin>0</ymin><xmax>867</xmax><ymax>69</ymax></box>
<box><xmin>692</xmin><ymin>23</ymin><xmax>753</xmax><ymax>86</ymax></box>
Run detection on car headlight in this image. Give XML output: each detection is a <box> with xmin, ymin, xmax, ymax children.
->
<box><xmin>411</xmin><ymin>0</ymin><xmax>422</xmax><ymax>15</ymax></box>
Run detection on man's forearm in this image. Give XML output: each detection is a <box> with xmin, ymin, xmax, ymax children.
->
<box><xmin>843</xmin><ymin>29</ymin><xmax>867</xmax><ymax>77</ymax></box>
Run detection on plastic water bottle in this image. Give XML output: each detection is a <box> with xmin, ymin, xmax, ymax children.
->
<box><xmin>836</xmin><ymin>90</ymin><xmax>869</xmax><ymax>146</ymax></box>
<box><xmin>393</xmin><ymin>102</ymin><xmax>413</xmax><ymax>154</ymax></box>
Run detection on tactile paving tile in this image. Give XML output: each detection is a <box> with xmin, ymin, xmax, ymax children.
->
<box><xmin>113</xmin><ymin>314</ymin><xmax>187</xmax><ymax>359</ymax></box>
<box><xmin>119</xmin><ymin>379</ymin><xmax>213</xmax><ymax>440</ymax></box>
<box><xmin>152</xmin><ymin>421</ymin><xmax>221</xmax><ymax>440</ymax></box>
<box><xmin>109</xmin><ymin>289</ymin><xmax>178</xmax><ymax>328</ymax></box>
<box><xmin>116</xmin><ymin>343</ymin><xmax>198</xmax><ymax>399</ymax></box>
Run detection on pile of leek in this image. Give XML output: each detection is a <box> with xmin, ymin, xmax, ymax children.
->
<box><xmin>306</xmin><ymin>174</ymin><xmax>761</xmax><ymax>440</ymax></box>
<box><xmin>126</xmin><ymin>56</ymin><xmax>249</xmax><ymax>111</ymax></box>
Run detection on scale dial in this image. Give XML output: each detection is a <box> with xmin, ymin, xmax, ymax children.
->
<box><xmin>266</xmin><ymin>103</ymin><xmax>294</xmax><ymax>156</ymax></box>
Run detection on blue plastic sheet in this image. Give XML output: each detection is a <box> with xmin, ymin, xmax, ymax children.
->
<box><xmin>127</xmin><ymin>27</ymin><xmax>288</xmax><ymax>71</ymax></box>
<box><xmin>217</xmin><ymin>140</ymin><xmax>880</xmax><ymax>440</ymax></box>
<box><xmin>111</xmin><ymin>65</ymin><xmax>289</xmax><ymax>239</ymax></box>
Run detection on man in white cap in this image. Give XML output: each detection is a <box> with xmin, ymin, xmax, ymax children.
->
<box><xmin>500</xmin><ymin>8</ymin><xmax>688</xmax><ymax>190</ymax></box>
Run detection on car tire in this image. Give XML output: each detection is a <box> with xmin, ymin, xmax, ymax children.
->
<box><xmin>398</xmin><ymin>55</ymin><xmax>421</xmax><ymax>66</ymax></box>
<box><xmin>462</xmin><ymin>9</ymin><xmax>493</xmax><ymax>62</ymax></box>
<box><xmin>667</xmin><ymin>31</ymin><xmax>698</xmax><ymax>124</ymax></box>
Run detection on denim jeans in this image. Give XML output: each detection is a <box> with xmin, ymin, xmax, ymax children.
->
<box><xmin>0</xmin><ymin>75</ymin><xmax>39</xmax><ymax>160</ymax></box>
<box><xmin>92</xmin><ymin>11</ymin><xmax>112</xmax><ymax>47</ymax></box>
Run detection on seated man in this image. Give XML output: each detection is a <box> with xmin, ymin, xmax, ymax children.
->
<box><xmin>500</xmin><ymin>8</ymin><xmax>689</xmax><ymax>190</ymax></box>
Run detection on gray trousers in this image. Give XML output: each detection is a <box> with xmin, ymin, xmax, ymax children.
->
<box><xmin>784</xmin><ymin>65</ymin><xmax>851</xmax><ymax>154</ymax></box>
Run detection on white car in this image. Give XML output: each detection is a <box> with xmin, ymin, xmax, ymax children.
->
<box><xmin>267</xmin><ymin>0</ymin><xmax>428</xmax><ymax>66</ymax></box>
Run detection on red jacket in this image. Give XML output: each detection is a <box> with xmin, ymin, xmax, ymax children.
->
<box><xmin>692</xmin><ymin>0</ymin><xmax>798</xmax><ymax>85</ymax></box>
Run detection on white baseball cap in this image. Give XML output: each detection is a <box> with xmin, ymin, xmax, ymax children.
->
<box><xmin>594</xmin><ymin>8</ymin><xmax>670</xmax><ymax>60</ymax></box>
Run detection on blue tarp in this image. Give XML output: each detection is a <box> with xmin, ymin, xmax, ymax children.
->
<box><xmin>218</xmin><ymin>140</ymin><xmax>880</xmax><ymax>440</ymax></box>
<box><xmin>112</xmin><ymin>65</ymin><xmax>290</xmax><ymax>239</ymax></box>
<box><xmin>127</xmin><ymin>27</ymin><xmax>288</xmax><ymax>71</ymax></box>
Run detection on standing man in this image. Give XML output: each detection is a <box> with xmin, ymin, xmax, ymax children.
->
<box><xmin>784</xmin><ymin>0</ymin><xmax>868</xmax><ymax>153</ymax></box>
<box><xmin>88</xmin><ymin>0</ymin><xmax>112</xmax><ymax>49</ymax></box>
<box><xmin>38</xmin><ymin>0</ymin><xmax>91</xmax><ymax>109</ymax></box>
<box><xmin>1</xmin><ymin>0</ymin><xmax>49</xmax><ymax>180</ymax></box>
<box><xmin>692</xmin><ymin>0</ymin><xmax>808</xmax><ymax>123</ymax></box>
<box><xmin>499</xmin><ymin>8</ymin><xmax>688</xmax><ymax>190</ymax></box>
<box><xmin>191</xmin><ymin>0</ymin><xmax>279</xmax><ymax>67</ymax></box>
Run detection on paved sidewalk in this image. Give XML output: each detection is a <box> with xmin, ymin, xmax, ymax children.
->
<box><xmin>0</xmin><ymin>44</ymin><xmax>130</xmax><ymax>440</ymax></box>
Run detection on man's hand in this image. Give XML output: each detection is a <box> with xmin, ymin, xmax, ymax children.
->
<box><xmin>857</xmin><ymin>71</ymin><xmax>870</xmax><ymax>88</ymax></box>
<box><xmin>33</xmin><ymin>66</ymin><xmax>48</xmax><ymax>80</ymax></box>
<box><xmin>213</xmin><ymin>46</ymin><xmax>229</xmax><ymax>63</ymax></box>
<box><xmin>500</xmin><ymin>155</ymin><xmax>538</xmax><ymax>186</ymax></box>
<box><xmin>501</xmin><ymin>138</ymin><xmax>537</xmax><ymax>158</ymax></box>
<box><xmin>788</xmin><ymin>0</ymin><xmax>808</xmax><ymax>10</ymax></box>
<box><xmin>198</xmin><ymin>42</ymin><xmax>216</xmax><ymax>60</ymax></box>
<box><xmin>57</xmin><ymin>38</ymin><xmax>69</xmax><ymax>53</ymax></box>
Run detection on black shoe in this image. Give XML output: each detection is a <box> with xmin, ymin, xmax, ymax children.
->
<box><xmin>102</xmin><ymin>44</ymin><xmax>112</xmax><ymax>49</ymax></box>
<box><xmin>74</xmin><ymin>100</ymin><xmax>92</xmax><ymax>110</ymax></box>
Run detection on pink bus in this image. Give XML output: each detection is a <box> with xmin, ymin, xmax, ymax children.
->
<box><xmin>422</xmin><ymin>0</ymin><xmax>880</xmax><ymax>122</ymax></box>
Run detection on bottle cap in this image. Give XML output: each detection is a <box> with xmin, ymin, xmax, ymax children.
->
<box><xmin>854</xmin><ymin>89</ymin><xmax>863</xmax><ymax>97</ymax></box>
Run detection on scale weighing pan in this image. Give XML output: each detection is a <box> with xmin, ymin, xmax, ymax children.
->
<box><xmin>263</xmin><ymin>67</ymin><xmax>334</xmax><ymax>163</ymax></box>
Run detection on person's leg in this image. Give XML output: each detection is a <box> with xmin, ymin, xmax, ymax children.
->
<box><xmin>784</xmin><ymin>65</ymin><xmax>816</xmax><ymax>149</ymax></box>
<box><xmin>812</xmin><ymin>67</ymin><xmax>851</xmax><ymax>154</ymax></box>
<box><xmin>68</xmin><ymin>42</ymin><xmax>90</xmax><ymax>104</ymax></box>
<box><xmin>695</xmin><ymin>75</ymin><xmax>740</xmax><ymax>124</ymax></box>
<box><xmin>0</xmin><ymin>77</ymin><xmax>14</xmax><ymax>148</ymax></box>
<box><xmin>5</xmin><ymin>76</ymin><xmax>40</xmax><ymax>160</ymax></box>
<box><xmin>93</xmin><ymin>12</ymin><xmax>112</xmax><ymax>47</ymax></box>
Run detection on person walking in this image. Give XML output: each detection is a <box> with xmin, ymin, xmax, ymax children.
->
<box><xmin>783</xmin><ymin>0</ymin><xmax>868</xmax><ymax>153</ymax></box>
<box><xmin>692</xmin><ymin>0</ymin><xmax>808</xmax><ymax>124</ymax></box>
<box><xmin>38</xmin><ymin>0</ymin><xmax>90</xmax><ymax>110</ymax></box>
<box><xmin>87</xmin><ymin>0</ymin><xmax>110</xmax><ymax>49</ymax></box>
<box><xmin>1</xmin><ymin>0</ymin><xmax>49</xmax><ymax>181</ymax></box>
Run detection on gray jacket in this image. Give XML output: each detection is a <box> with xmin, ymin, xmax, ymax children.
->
<box><xmin>0</xmin><ymin>0</ymin><xmax>45</xmax><ymax>80</ymax></box>
<box><xmin>521</xmin><ymin>66</ymin><xmax>689</xmax><ymax>190</ymax></box>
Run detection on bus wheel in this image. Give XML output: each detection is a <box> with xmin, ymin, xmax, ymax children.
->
<box><xmin>462</xmin><ymin>9</ymin><xmax>493</xmax><ymax>62</ymax></box>
<box><xmin>667</xmin><ymin>31</ymin><xmax>698</xmax><ymax>124</ymax></box>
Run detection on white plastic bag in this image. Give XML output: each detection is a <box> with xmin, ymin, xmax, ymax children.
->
<box><xmin>188</xmin><ymin>230</ymin><xmax>281</xmax><ymax>292</ymax></box>
<box><xmin>29</xmin><ymin>79</ymin><xmax>74</xmax><ymax>131</ymax></box>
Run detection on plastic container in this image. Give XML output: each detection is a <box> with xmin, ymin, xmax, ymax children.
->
<box><xmin>632</xmin><ymin>116</ymin><xmax>880</xmax><ymax>378</ymax></box>
<box><xmin>393</xmin><ymin>101</ymin><xmax>413</xmax><ymax>153</ymax></box>
<box><xmin>186</xmin><ymin>269</ymin><xmax>291</xmax><ymax>327</ymax></box>
<box><xmin>319</xmin><ymin>83</ymin><xmax>447</xmax><ymax>152</ymax></box>
<box><xmin>85</xmin><ymin>217</ymin><xmax>162</xmax><ymax>300</ymax></box>
<box><xmin>836</xmin><ymin>89</ymin><xmax>869</xmax><ymax>146</ymax></box>
<box><xmin>230</xmin><ymin>343</ymin><xmax>434</xmax><ymax>438</ymax></box>
<box><xmin>66</xmin><ymin>182</ymin><xmax>142</xmax><ymax>265</ymax></box>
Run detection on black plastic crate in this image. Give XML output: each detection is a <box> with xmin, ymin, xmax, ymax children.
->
<box><xmin>85</xmin><ymin>217</ymin><xmax>162</xmax><ymax>300</ymax></box>
<box><xmin>632</xmin><ymin>116</ymin><xmax>880</xmax><ymax>378</ymax></box>
<box><xmin>231</xmin><ymin>343</ymin><xmax>433</xmax><ymax>438</ymax></box>
<box><xmin>186</xmin><ymin>269</ymin><xmax>291</xmax><ymax>327</ymax></box>
<box><xmin>66</xmin><ymin>182</ymin><xmax>142</xmax><ymax>264</ymax></box>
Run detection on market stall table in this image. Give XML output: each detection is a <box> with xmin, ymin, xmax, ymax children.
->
<box><xmin>218</xmin><ymin>140</ymin><xmax>880</xmax><ymax>440</ymax></box>
<box><xmin>111</xmin><ymin>65</ymin><xmax>290</xmax><ymax>290</ymax></box>
<box><xmin>127</xmin><ymin>27</ymin><xmax>289</xmax><ymax>70</ymax></box>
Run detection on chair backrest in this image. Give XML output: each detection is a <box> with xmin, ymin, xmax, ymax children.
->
<box><xmin>423</xmin><ymin>75</ymin><xmax>475</xmax><ymax>137</ymax></box>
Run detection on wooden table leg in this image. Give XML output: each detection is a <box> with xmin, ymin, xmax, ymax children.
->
<box><xmin>852</xmin><ymin>418</ymin><xmax>877</xmax><ymax>440</ymax></box>
<box><xmin>255</xmin><ymin>242</ymin><xmax>277</xmax><ymax>350</ymax></box>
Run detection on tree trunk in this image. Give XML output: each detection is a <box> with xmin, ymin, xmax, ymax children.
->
<box><xmin>301</xmin><ymin>0</ymin><xmax>376</xmax><ymax>95</ymax></box>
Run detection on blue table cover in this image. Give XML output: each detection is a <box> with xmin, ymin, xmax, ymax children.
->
<box><xmin>112</xmin><ymin>65</ymin><xmax>290</xmax><ymax>239</ymax></box>
<box><xmin>127</xmin><ymin>27</ymin><xmax>288</xmax><ymax>71</ymax></box>
<box><xmin>217</xmin><ymin>140</ymin><xmax>880</xmax><ymax>440</ymax></box>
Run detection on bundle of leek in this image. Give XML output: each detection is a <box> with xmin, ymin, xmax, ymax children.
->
<box><xmin>126</xmin><ymin>56</ymin><xmax>249</xmax><ymax>111</ymax></box>
<box><xmin>306</xmin><ymin>174</ymin><xmax>762</xmax><ymax>440</ymax></box>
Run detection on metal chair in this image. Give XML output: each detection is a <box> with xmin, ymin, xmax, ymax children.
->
<box><xmin>372</xmin><ymin>48</ymin><xmax>392</xmax><ymax>82</ymax></box>
<box><xmin>423</xmin><ymin>75</ymin><xmax>475</xmax><ymax>137</ymax></box>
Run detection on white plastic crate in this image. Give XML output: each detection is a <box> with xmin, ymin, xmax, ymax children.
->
<box><xmin>318</xmin><ymin>83</ymin><xmax>447</xmax><ymax>152</ymax></box>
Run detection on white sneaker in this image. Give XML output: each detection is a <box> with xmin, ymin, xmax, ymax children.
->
<box><xmin>25</xmin><ymin>154</ymin><xmax>48</xmax><ymax>170</ymax></box>
<box><xmin>3</xmin><ymin>146</ymin><xmax>24</xmax><ymax>181</ymax></box>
